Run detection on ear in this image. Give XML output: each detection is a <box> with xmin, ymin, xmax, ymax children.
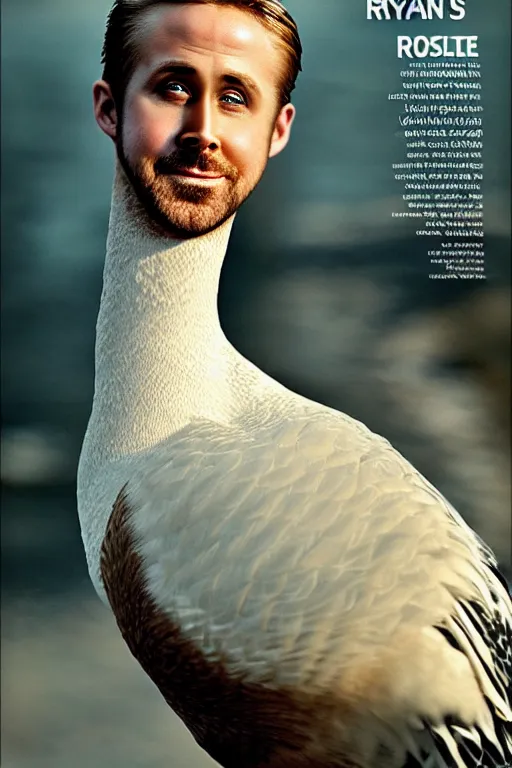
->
<box><xmin>268</xmin><ymin>103</ymin><xmax>296</xmax><ymax>159</ymax></box>
<box><xmin>93</xmin><ymin>80</ymin><xmax>119</xmax><ymax>142</ymax></box>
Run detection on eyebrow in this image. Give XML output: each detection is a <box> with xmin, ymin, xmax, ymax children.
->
<box><xmin>150</xmin><ymin>60</ymin><xmax>262</xmax><ymax>98</ymax></box>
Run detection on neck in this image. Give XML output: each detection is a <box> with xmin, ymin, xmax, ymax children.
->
<box><xmin>83</xmin><ymin>160</ymin><xmax>236</xmax><ymax>468</ymax></box>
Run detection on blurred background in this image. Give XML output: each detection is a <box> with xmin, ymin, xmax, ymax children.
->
<box><xmin>1</xmin><ymin>0</ymin><xmax>510</xmax><ymax>765</ymax></box>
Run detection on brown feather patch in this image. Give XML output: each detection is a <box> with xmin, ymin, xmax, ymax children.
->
<box><xmin>99</xmin><ymin>487</ymin><xmax>379</xmax><ymax>768</ymax></box>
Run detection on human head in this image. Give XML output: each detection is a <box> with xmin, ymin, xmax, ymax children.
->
<box><xmin>93</xmin><ymin>1</ymin><xmax>302</xmax><ymax>238</ymax></box>
<box><xmin>101</xmin><ymin>0</ymin><xmax>302</xmax><ymax>115</ymax></box>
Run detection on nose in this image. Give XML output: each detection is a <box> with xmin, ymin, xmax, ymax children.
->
<box><xmin>176</xmin><ymin>98</ymin><xmax>220</xmax><ymax>153</ymax></box>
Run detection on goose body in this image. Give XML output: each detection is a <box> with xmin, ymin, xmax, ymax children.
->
<box><xmin>78</xmin><ymin>163</ymin><xmax>512</xmax><ymax>768</ymax></box>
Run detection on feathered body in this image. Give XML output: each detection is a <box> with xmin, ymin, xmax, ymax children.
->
<box><xmin>78</xmin><ymin>163</ymin><xmax>512</xmax><ymax>768</ymax></box>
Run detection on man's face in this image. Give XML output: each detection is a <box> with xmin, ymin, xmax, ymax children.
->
<box><xmin>94</xmin><ymin>3</ymin><xmax>295</xmax><ymax>237</ymax></box>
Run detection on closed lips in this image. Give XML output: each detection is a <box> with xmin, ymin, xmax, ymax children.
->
<box><xmin>173</xmin><ymin>168</ymin><xmax>223</xmax><ymax>178</ymax></box>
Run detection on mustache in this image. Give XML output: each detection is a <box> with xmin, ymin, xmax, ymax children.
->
<box><xmin>154</xmin><ymin>150</ymin><xmax>237</xmax><ymax>180</ymax></box>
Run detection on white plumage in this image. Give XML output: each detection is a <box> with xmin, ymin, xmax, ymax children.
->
<box><xmin>78</xmin><ymin>162</ymin><xmax>512</xmax><ymax>768</ymax></box>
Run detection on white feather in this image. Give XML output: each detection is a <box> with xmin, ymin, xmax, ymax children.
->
<box><xmin>78</xmin><ymin>160</ymin><xmax>512</xmax><ymax>768</ymax></box>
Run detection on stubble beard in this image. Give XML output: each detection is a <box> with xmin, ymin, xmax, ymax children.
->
<box><xmin>116</xmin><ymin>133</ymin><xmax>269</xmax><ymax>239</ymax></box>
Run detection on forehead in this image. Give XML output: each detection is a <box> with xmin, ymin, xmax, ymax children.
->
<box><xmin>132</xmin><ymin>3</ymin><xmax>283</xmax><ymax>90</ymax></box>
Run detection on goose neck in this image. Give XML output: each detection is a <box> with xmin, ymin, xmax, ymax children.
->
<box><xmin>86</xmin><ymin>161</ymin><xmax>236</xmax><ymax>463</ymax></box>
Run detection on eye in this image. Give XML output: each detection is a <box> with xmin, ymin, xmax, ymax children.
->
<box><xmin>221</xmin><ymin>90</ymin><xmax>247</xmax><ymax>107</ymax></box>
<box><xmin>158</xmin><ymin>81</ymin><xmax>190</xmax><ymax>99</ymax></box>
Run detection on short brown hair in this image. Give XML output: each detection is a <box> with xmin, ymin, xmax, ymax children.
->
<box><xmin>101</xmin><ymin>0</ymin><xmax>302</xmax><ymax>111</ymax></box>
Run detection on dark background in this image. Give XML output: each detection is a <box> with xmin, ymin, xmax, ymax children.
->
<box><xmin>1</xmin><ymin>1</ymin><xmax>510</xmax><ymax>765</ymax></box>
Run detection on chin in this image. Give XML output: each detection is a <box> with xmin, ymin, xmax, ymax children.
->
<box><xmin>142</xmin><ymin>200</ymin><xmax>228</xmax><ymax>239</ymax></box>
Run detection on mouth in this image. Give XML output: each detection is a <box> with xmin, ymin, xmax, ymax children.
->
<box><xmin>171</xmin><ymin>168</ymin><xmax>225</xmax><ymax>182</ymax></box>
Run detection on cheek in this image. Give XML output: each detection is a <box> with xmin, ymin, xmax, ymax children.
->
<box><xmin>123</xmin><ymin>100</ymin><xmax>179</xmax><ymax>157</ymax></box>
<box><xmin>225</xmin><ymin>123</ymin><xmax>270</xmax><ymax>170</ymax></box>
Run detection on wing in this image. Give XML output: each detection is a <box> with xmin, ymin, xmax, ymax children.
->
<box><xmin>102</xmin><ymin>412</ymin><xmax>512</xmax><ymax>768</ymax></box>
<box><xmin>426</xmin><ymin>562</ymin><xmax>511</xmax><ymax>768</ymax></box>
